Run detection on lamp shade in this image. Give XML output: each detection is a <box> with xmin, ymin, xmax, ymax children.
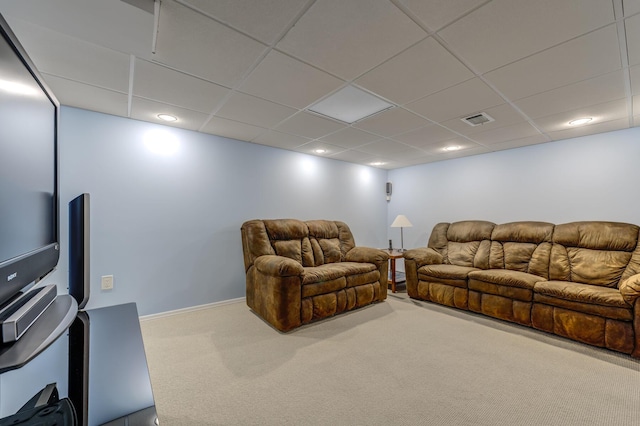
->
<box><xmin>391</xmin><ymin>215</ymin><xmax>412</xmax><ymax>228</ymax></box>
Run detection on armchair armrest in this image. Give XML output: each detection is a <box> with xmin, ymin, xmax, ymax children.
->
<box><xmin>345</xmin><ymin>247</ymin><xmax>389</xmax><ymax>266</ymax></box>
<box><xmin>254</xmin><ymin>255</ymin><xmax>304</xmax><ymax>277</ymax></box>
<box><xmin>620</xmin><ymin>274</ymin><xmax>640</xmax><ymax>305</ymax></box>
<box><xmin>403</xmin><ymin>247</ymin><xmax>443</xmax><ymax>268</ymax></box>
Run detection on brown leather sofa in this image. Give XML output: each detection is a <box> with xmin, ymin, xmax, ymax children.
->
<box><xmin>241</xmin><ymin>219</ymin><xmax>389</xmax><ymax>331</ymax></box>
<box><xmin>404</xmin><ymin>220</ymin><xmax>640</xmax><ymax>358</ymax></box>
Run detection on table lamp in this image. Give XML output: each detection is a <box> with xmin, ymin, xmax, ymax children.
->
<box><xmin>391</xmin><ymin>214</ymin><xmax>412</xmax><ymax>252</ymax></box>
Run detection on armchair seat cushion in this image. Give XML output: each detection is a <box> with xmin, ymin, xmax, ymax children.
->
<box><xmin>418</xmin><ymin>264</ymin><xmax>478</xmax><ymax>288</ymax></box>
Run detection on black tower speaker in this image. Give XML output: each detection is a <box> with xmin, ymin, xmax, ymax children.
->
<box><xmin>69</xmin><ymin>193</ymin><xmax>90</xmax><ymax>309</ymax></box>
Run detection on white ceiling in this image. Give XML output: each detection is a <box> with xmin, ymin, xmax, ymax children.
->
<box><xmin>1</xmin><ymin>0</ymin><xmax>638</xmax><ymax>169</ymax></box>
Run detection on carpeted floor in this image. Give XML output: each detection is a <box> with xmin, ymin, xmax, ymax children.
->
<box><xmin>140</xmin><ymin>292</ymin><xmax>640</xmax><ymax>425</ymax></box>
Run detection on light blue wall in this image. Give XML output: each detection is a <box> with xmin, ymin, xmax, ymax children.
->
<box><xmin>387</xmin><ymin>127</ymin><xmax>640</xmax><ymax>252</ymax></box>
<box><xmin>55</xmin><ymin>107</ymin><xmax>389</xmax><ymax>316</ymax></box>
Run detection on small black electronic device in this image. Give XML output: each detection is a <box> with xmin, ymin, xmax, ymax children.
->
<box><xmin>69</xmin><ymin>194</ymin><xmax>90</xmax><ymax>309</ymax></box>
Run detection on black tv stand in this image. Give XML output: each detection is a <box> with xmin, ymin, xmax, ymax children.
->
<box><xmin>0</xmin><ymin>295</ymin><xmax>77</xmax><ymax>374</ymax></box>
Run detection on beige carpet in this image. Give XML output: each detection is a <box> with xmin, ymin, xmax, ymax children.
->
<box><xmin>140</xmin><ymin>293</ymin><xmax>640</xmax><ymax>426</ymax></box>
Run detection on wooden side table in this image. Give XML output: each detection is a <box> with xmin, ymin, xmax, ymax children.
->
<box><xmin>384</xmin><ymin>249</ymin><xmax>406</xmax><ymax>293</ymax></box>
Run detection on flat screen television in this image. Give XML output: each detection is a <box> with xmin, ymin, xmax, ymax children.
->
<box><xmin>0</xmin><ymin>13</ymin><xmax>60</xmax><ymax>309</ymax></box>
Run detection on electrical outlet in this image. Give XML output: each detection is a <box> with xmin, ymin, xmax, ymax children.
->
<box><xmin>101</xmin><ymin>275</ymin><xmax>114</xmax><ymax>290</ymax></box>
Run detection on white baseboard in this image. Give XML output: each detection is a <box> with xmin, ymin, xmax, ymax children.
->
<box><xmin>139</xmin><ymin>297</ymin><xmax>245</xmax><ymax>321</ymax></box>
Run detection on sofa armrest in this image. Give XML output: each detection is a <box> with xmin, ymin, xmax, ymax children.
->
<box><xmin>346</xmin><ymin>247</ymin><xmax>389</xmax><ymax>300</ymax></box>
<box><xmin>345</xmin><ymin>247</ymin><xmax>389</xmax><ymax>266</ymax></box>
<box><xmin>254</xmin><ymin>255</ymin><xmax>304</xmax><ymax>277</ymax></box>
<box><xmin>620</xmin><ymin>274</ymin><xmax>640</xmax><ymax>305</ymax></box>
<box><xmin>403</xmin><ymin>247</ymin><xmax>443</xmax><ymax>268</ymax></box>
<box><xmin>403</xmin><ymin>247</ymin><xmax>442</xmax><ymax>299</ymax></box>
<box><xmin>246</xmin><ymin>255</ymin><xmax>304</xmax><ymax>332</ymax></box>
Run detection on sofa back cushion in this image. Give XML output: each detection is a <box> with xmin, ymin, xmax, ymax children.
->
<box><xmin>550</xmin><ymin>222</ymin><xmax>640</xmax><ymax>288</ymax></box>
<box><xmin>306</xmin><ymin>220</ymin><xmax>356</xmax><ymax>265</ymax></box>
<box><xmin>489</xmin><ymin>221</ymin><xmax>554</xmax><ymax>279</ymax></box>
<box><xmin>429</xmin><ymin>221</ymin><xmax>495</xmax><ymax>269</ymax></box>
<box><xmin>241</xmin><ymin>219</ymin><xmax>357</xmax><ymax>268</ymax></box>
<box><xmin>263</xmin><ymin>219</ymin><xmax>315</xmax><ymax>266</ymax></box>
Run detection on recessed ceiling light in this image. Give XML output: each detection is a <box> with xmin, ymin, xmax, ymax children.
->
<box><xmin>370</xmin><ymin>161</ymin><xmax>386</xmax><ymax>166</ymax></box>
<box><xmin>308</xmin><ymin>86</ymin><xmax>394</xmax><ymax>124</ymax></box>
<box><xmin>569</xmin><ymin>117</ymin><xmax>592</xmax><ymax>126</ymax></box>
<box><xmin>444</xmin><ymin>145</ymin><xmax>461</xmax><ymax>151</ymax></box>
<box><xmin>314</xmin><ymin>149</ymin><xmax>327</xmax><ymax>154</ymax></box>
<box><xmin>157</xmin><ymin>113</ymin><xmax>178</xmax><ymax>122</ymax></box>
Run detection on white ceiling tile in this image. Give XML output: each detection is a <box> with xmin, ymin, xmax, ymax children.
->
<box><xmin>353</xmin><ymin>108</ymin><xmax>430</xmax><ymax>137</ymax></box>
<box><xmin>355</xmin><ymin>37</ymin><xmax>474</xmax><ymax>105</ymax></box>
<box><xmin>6</xmin><ymin>18</ymin><xmax>130</xmax><ymax>92</ymax></box>
<box><xmin>319</xmin><ymin>127</ymin><xmax>381</xmax><ymax>149</ymax></box>
<box><xmin>485</xmin><ymin>25</ymin><xmax>622</xmax><ymax>100</ymax></box>
<box><xmin>486</xmin><ymin>134</ymin><xmax>552</xmax><ymax>152</ymax></box>
<box><xmin>630</xmin><ymin>65</ymin><xmax>640</xmax><ymax>94</ymax></box>
<box><xmin>276</xmin><ymin>0</ymin><xmax>427</xmax><ymax>80</ymax></box>
<box><xmin>626</xmin><ymin>13</ymin><xmax>640</xmax><ymax>66</ymax></box>
<box><xmin>215</xmin><ymin>92</ymin><xmax>297</xmax><ymax>128</ymax></box>
<box><xmin>329</xmin><ymin>150</ymin><xmax>377</xmax><ymax>163</ymax></box>
<box><xmin>181</xmin><ymin>0</ymin><xmax>308</xmax><ymax>44</ymax></box>
<box><xmin>469</xmin><ymin>122</ymin><xmax>541</xmax><ymax>145</ymax></box>
<box><xmin>406</xmin><ymin>78</ymin><xmax>504</xmax><ymax>122</ymax></box>
<box><xmin>441</xmin><ymin>103</ymin><xmax>527</xmax><ymax>135</ymax></box>
<box><xmin>416</xmin><ymin>139</ymin><xmax>484</xmax><ymax>155</ymax></box>
<box><xmin>396</xmin><ymin>0</ymin><xmax>486</xmax><ymax>31</ymax></box>
<box><xmin>200</xmin><ymin>116</ymin><xmax>267</xmax><ymax>141</ymax></box>
<box><xmin>393</xmin><ymin>124</ymin><xmax>460</xmax><ymax>147</ymax></box>
<box><xmin>515</xmin><ymin>70</ymin><xmax>626</xmax><ymax>119</ymax></box>
<box><xmin>1</xmin><ymin>0</ymin><xmax>154</xmax><ymax>58</ymax></box>
<box><xmin>134</xmin><ymin>59</ymin><xmax>230</xmax><ymax>113</ymax></box>
<box><xmin>624</xmin><ymin>0</ymin><xmax>640</xmax><ymax>16</ymax></box>
<box><xmin>153</xmin><ymin>0</ymin><xmax>267</xmax><ymax>87</ymax></box>
<box><xmin>532</xmin><ymin>98</ymin><xmax>629</xmax><ymax>133</ymax></box>
<box><xmin>431</xmin><ymin>145</ymin><xmax>493</xmax><ymax>161</ymax></box>
<box><xmin>239</xmin><ymin>50</ymin><xmax>344</xmax><ymax>109</ymax></box>
<box><xmin>357</xmin><ymin>139</ymin><xmax>413</xmax><ymax>156</ymax></box>
<box><xmin>274</xmin><ymin>112</ymin><xmax>347</xmax><ymax>139</ymax></box>
<box><xmin>252</xmin><ymin>130</ymin><xmax>311</xmax><ymax>149</ymax></box>
<box><xmin>438</xmin><ymin>0</ymin><xmax>615</xmax><ymax>73</ymax></box>
<box><xmin>43</xmin><ymin>74</ymin><xmax>129</xmax><ymax>117</ymax></box>
<box><xmin>131</xmin><ymin>97</ymin><xmax>211</xmax><ymax>131</ymax></box>
<box><xmin>385</xmin><ymin>146</ymin><xmax>432</xmax><ymax>161</ymax></box>
<box><xmin>547</xmin><ymin>117</ymin><xmax>630</xmax><ymax>140</ymax></box>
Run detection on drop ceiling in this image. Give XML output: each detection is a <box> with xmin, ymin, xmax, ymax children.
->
<box><xmin>1</xmin><ymin>0</ymin><xmax>638</xmax><ymax>169</ymax></box>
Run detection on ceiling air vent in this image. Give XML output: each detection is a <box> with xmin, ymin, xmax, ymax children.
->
<box><xmin>461</xmin><ymin>112</ymin><xmax>494</xmax><ymax>127</ymax></box>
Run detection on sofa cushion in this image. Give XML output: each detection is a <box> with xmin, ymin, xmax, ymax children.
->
<box><xmin>468</xmin><ymin>269</ymin><xmax>543</xmax><ymax>290</ymax></box>
<box><xmin>306</xmin><ymin>220</ymin><xmax>356</xmax><ymax>265</ymax></box>
<box><xmin>534</xmin><ymin>281</ymin><xmax>630</xmax><ymax>309</ymax></box>
<box><xmin>550</xmin><ymin>222</ymin><xmax>639</xmax><ymax>288</ymax></box>
<box><xmin>468</xmin><ymin>269</ymin><xmax>543</xmax><ymax>302</ymax></box>
<box><xmin>429</xmin><ymin>221</ymin><xmax>494</xmax><ymax>268</ymax></box>
<box><xmin>488</xmin><ymin>222</ymin><xmax>553</xmax><ymax>279</ymax></box>
<box><xmin>301</xmin><ymin>262</ymin><xmax>378</xmax><ymax>297</ymax></box>
<box><xmin>418</xmin><ymin>264</ymin><xmax>477</xmax><ymax>289</ymax></box>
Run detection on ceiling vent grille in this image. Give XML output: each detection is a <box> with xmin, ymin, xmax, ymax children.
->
<box><xmin>461</xmin><ymin>112</ymin><xmax>494</xmax><ymax>127</ymax></box>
